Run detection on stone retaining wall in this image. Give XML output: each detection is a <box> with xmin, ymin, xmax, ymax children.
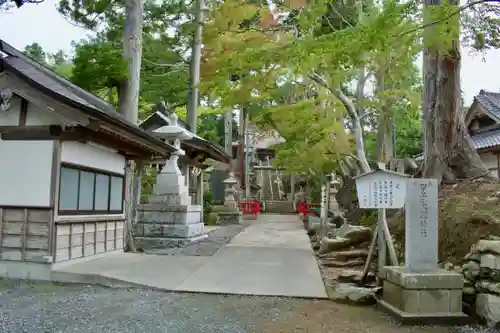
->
<box><xmin>264</xmin><ymin>200</ymin><xmax>294</xmax><ymax>214</ymax></box>
<box><xmin>459</xmin><ymin>237</ymin><xmax>500</xmax><ymax>326</ymax></box>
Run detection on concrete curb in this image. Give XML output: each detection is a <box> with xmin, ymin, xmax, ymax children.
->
<box><xmin>51</xmin><ymin>269</ymin><xmax>329</xmax><ymax>300</ymax></box>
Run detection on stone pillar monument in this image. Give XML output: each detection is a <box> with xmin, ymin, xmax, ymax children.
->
<box><xmin>217</xmin><ymin>173</ymin><xmax>242</xmax><ymax>224</ymax></box>
<box><xmin>329</xmin><ymin>175</ymin><xmax>340</xmax><ymax>212</ymax></box>
<box><xmin>134</xmin><ymin>113</ymin><xmax>207</xmax><ymax>249</ymax></box>
<box><xmin>379</xmin><ymin>179</ymin><xmax>467</xmax><ymax>324</ymax></box>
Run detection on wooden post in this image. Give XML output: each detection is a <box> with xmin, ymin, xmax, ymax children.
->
<box><xmin>198</xmin><ymin>172</ymin><xmax>204</xmax><ymax>221</ymax></box>
<box><xmin>361</xmin><ymin>224</ymin><xmax>378</xmax><ymax>284</ymax></box>
<box><xmin>320</xmin><ymin>179</ymin><xmax>330</xmax><ymax>239</ymax></box>
<box><xmin>377</xmin><ymin>208</ymin><xmax>387</xmax><ymax>284</ymax></box>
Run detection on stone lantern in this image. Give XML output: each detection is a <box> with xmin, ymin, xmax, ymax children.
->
<box><xmin>134</xmin><ymin>112</ymin><xmax>206</xmax><ymax>249</ymax></box>
<box><xmin>329</xmin><ymin>173</ymin><xmax>341</xmax><ymax>211</ymax></box>
<box><xmin>222</xmin><ymin>172</ymin><xmax>238</xmax><ymax>210</ymax></box>
<box><xmin>152</xmin><ymin>112</ymin><xmax>193</xmax><ymax>205</ymax></box>
<box><xmin>218</xmin><ymin>172</ymin><xmax>242</xmax><ymax>225</ymax></box>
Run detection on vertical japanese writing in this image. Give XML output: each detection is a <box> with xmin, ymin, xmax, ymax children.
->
<box><xmin>383</xmin><ymin>180</ymin><xmax>388</xmax><ymax>204</ymax></box>
<box><xmin>389</xmin><ymin>180</ymin><xmax>394</xmax><ymax>206</ymax></box>
<box><xmin>419</xmin><ymin>183</ymin><xmax>429</xmax><ymax>238</ymax></box>
<box><xmin>373</xmin><ymin>181</ymin><xmax>378</xmax><ymax>208</ymax></box>
<box><xmin>378</xmin><ymin>180</ymin><xmax>383</xmax><ymax>205</ymax></box>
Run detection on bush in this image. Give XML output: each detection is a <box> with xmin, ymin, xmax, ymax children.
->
<box><xmin>204</xmin><ymin>212</ymin><xmax>219</xmax><ymax>225</ymax></box>
<box><xmin>203</xmin><ymin>191</ymin><xmax>213</xmax><ymax>216</ymax></box>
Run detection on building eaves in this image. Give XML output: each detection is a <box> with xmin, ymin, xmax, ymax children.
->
<box><xmin>0</xmin><ymin>40</ymin><xmax>175</xmax><ymax>154</ymax></box>
<box><xmin>474</xmin><ymin>90</ymin><xmax>500</xmax><ymax>121</ymax></box>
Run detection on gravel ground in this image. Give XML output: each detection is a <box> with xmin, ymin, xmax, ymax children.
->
<box><xmin>144</xmin><ymin>225</ymin><xmax>249</xmax><ymax>256</ymax></box>
<box><xmin>0</xmin><ymin>280</ymin><xmax>492</xmax><ymax>333</ymax></box>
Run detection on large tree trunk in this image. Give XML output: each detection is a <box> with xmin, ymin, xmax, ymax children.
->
<box><xmin>375</xmin><ymin>63</ymin><xmax>394</xmax><ymax>163</ymax></box>
<box><xmin>422</xmin><ymin>0</ymin><xmax>489</xmax><ymax>182</ymax></box>
<box><xmin>186</xmin><ymin>0</ymin><xmax>204</xmax><ymax>132</ymax></box>
<box><xmin>119</xmin><ymin>0</ymin><xmax>144</xmax><ymax>252</ymax></box>
<box><xmin>118</xmin><ymin>0</ymin><xmax>143</xmax><ymax>125</ymax></box>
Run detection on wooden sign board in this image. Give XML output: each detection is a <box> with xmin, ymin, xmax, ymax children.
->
<box><xmin>354</xmin><ymin>169</ymin><xmax>408</xmax><ymax>209</ymax></box>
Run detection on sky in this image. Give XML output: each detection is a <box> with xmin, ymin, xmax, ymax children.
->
<box><xmin>0</xmin><ymin>0</ymin><xmax>500</xmax><ymax>105</ymax></box>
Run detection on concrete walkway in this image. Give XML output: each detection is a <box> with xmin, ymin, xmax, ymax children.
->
<box><xmin>52</xmin><ymin>214</ymin><xmax>327</xmax><ymax>299</ymax></box>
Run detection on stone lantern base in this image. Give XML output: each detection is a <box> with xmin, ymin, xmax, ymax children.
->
<box><xmin>134</xmin><ymin>203</ymin><xmax>207</xmax><ymax>248</ymax></box>
<box><xmin>378</xmin><ymin>266</ymin><xmax>470</xmax><ymax>325</ymax></box>
<box><xmin>217</xmin><ymin>211</ymin><xmax>243</xmax><ymax>225</ymax></box>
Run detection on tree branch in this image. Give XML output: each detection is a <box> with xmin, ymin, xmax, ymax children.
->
<box><xmin>143</xmin><ymin>58</ymin><xmax>188</xmax><ymax>68</ymax></box>
<box><xmin>308</xmin><ymin>71</ymin><xmax>371</xmax><ymax>173</ymax></box>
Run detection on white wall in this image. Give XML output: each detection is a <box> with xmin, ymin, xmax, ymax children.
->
<box><xmin>26</xmin><ymin>102</ymin><xmax>63</xmax><ymax>125</ymax></box>
<box><xmin>0</xmin><ymin>140</ymin><xmax>54</xmax><ymax>207</ymax></box>
<box><xmin>61</xmin><ymin>141</ymin><xmax>126</xmax><ymax>175</ymax></box>
<box><xmin>0</xmin><ymin>95</ymin><xmax>21</xmax><ymax>126</ymax></box>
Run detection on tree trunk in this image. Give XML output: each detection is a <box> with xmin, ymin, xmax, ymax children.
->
<box><xmin>186</xmin><ymin>0</ymin><xmax>204</xmax><ymax>133</ymax></box>
<box><xmin>422</xmin><ymin>0</ymin><xmax>489</xmax><ymax>182</ymax></box>
<box><xmin>118</xmin><ymin>0</ymin><xmax>143</xmax><ymax>125</ymax></box>
<box><xmin>356</xmin><ymin>67</ymin><xmax>367</xmax><ymax>134</ymax></box>
<box><xmin>119</xmin><ymin>0</ymin><xmax>144</xmax><ymax>252</ymax></box>
<box><xmin>375</xmin><ymin>65</ymin><xmax>394</xmax><ymax>163</ymax></box>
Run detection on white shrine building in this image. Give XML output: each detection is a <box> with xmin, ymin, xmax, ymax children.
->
<box><xmin>0</xmin><ymin>40</ymin><xmax>180</xmax><ymax>280</ymax></box>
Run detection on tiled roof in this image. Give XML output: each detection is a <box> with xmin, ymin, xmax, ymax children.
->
<box><xmin>413</xmin><ymin>128</ymin><xmax>500</xmax><ymax>161</ymax></box>
<box><xmin>471</xmin><ymin>128</ymin><xmax>500</xmax><ymax>150</ymax></box>
<box><xmin>0</xmin><ymin>40</ymin><xmax>172</xmax><ymax>151</ymax></box>
<box><xmin>475</xmin><ymin>90</ymin><xmax>500</xmax><ymax>120</ymax></box>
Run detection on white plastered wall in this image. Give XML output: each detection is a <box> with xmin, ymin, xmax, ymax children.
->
<box><xmin>0</xmin><ymin>98</ymin><xmax>56</xmax><ymax>207</ymax></box>
<box><xmin>60</xmin><ymin>141</ymin><xmax>126</xmax><ymax>175</ymax></box>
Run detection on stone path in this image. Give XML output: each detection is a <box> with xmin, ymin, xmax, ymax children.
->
<box><xmin>52</xmin><ymin>214</ymin><xmax>327</xmax><ymax>298</ymax></box>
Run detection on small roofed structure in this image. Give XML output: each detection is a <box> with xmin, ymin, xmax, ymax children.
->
<box><xmin>0</xmin><ymin>40</ymin><xmax>176</xmax><ymax>278</ymax></box>
<box><xmin>140</xmin><ymin>102</ymin><xmax>231</xmax><ymax>168</ymax></box>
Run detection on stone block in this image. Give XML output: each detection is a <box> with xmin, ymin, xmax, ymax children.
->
<box><xmin>217</xmin><ymin>212</ymin><xmax>242</xmax><ymax>225</ymax></box>
<box><xmin>476</xmin><ymin>240</ymin><xmax>500</xmax><ymax>256</ymax></box>
<box><xmin>481</xmin><ymin>254</ymin><xmax>500</xmax><ymax>270</ymax></box>
<box><xmin>379</xmin><ymin>266</ymin><xmax>469</xmax><ymax>325</ymax></box>
<box><xmin>137</xmin><ymin>211</ymin><xmax>175</xmax><ymax>224</ymax></box>
<box><xmin>138</xmin><ymin>204</ymin><xmax>202</xmax><ymax>213</ymax></box>
<box><xmin>149</xmin><ymin>193</ymin><xmax>190</xmax><ymax>206</ymax></box>
<box><xmin>135</xmin><ymin>222</ymin><xmax>205</xmax><ymax>239</ymax></box>
<box><xmin>382</xmin><ymin>266</ymin><xmax>463</xmax><ymax>289</ymax></box>
<box><xmin>137</xmin><ymin>210</ymin><xmax>202</xmax><ymax>225</ymax></box>
<box><xmin>383</xmin><ymin>280</ymin><xmax>403</xmax><ymax>309</ymax></box>
<box><xmin>135</xmin><ymin>234</ymin><xmax>208</xmax><ymax>249</ymax></box>
<box><xmin>162</xmin><ymin>223</ymin><xmax>204</xmax><ymax>238</ymax></box>
<box><xmin>476</xmin><ymin>293</ymin><xmax>500</xmax><ymax>327</ymax></box>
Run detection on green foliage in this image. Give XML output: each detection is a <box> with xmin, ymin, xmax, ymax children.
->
<box><xmin>59</xmin><ymin>0</ymin><xmax>191</xmax><ymax>107</ymax></box>
<box><xmin>71</xmin><ymin>37</ymin><xmax>128</xmax><ymax>92</ymax></box>
<box><xmin>201</xmin><ymin>0</ymin><xmax>425</xmax><ymax>176</ymax></box>
<box><xmin>204</xmin><ymin>212</ymin><xmax>219</xmax><ymax>225</ymax></box>
<box><xmin>23</xmin><ymin>43</ymin><xmax>73</xmax><ymax>79</ymax></box>
<box><xmin>203</xmin><ymin>190</ymin><xmax>213</xmax><ymax>216</ymax></box>
<box><xmin>197</xmin><ymin>113</ymin><xmax>238</xmax><ymax>146</ymax></box>
<box><xmin>23</xmin><ymin>42</ymin><xmax>46</xmax><ymax>63</ymax></box>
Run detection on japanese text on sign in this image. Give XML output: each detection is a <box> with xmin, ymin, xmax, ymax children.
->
<box><xmin>419</xmin><ymin>183</ymin><xmax>429</xmax><ymax>238</ymax></box>
<box><xmin>367</xmin><ymin>179</ymin><xmax>397</xmax><ymax>208</ymax></box>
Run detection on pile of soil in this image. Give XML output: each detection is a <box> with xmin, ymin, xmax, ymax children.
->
<box><xmin>391</xmin><ymin>178</ymin><xmax>500</xmax><ymax>264</ymax></box>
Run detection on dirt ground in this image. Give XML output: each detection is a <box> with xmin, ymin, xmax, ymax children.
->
<box><xmin>257</xmin><ymin>299</ymin><xmax>456</xmax><ymax>333</ymax></box>
<box><xmin>0</xmin><ymin>279</ymin><xmax>468</xmax><ymax>333</ymax></box>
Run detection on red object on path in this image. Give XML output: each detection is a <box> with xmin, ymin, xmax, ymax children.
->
<box><xmin>296</xmin><ymin>201</ymin><xmax>320</xmax><ymax>217</ymax></box>
<box><xmin>238</xmin><ymin>201</ymin><xmax>261</xmax><ymax>216</ymax></box>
